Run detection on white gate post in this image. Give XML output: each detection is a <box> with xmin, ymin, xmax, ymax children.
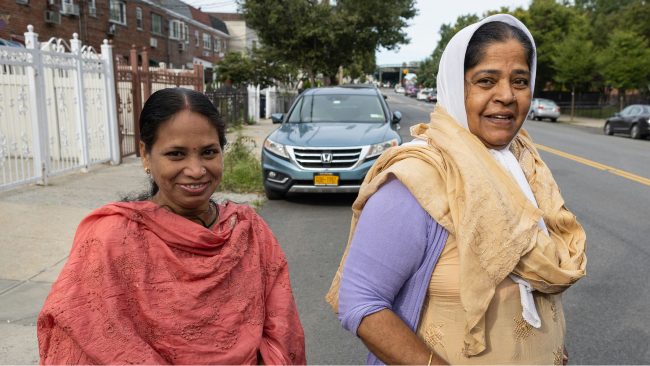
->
<box><xmin>24</xmin><ymin>25</ymin><xmax>48</xmax><ymax>185</ymax></box>
<box><xmin>256</xmin><ymin>85</ymin><xmax>260</xmax><ymax>123</ymax></box>
<box><xmin>101</xmin><ymin>40</ymin><xmax>120</xmax><ymax>165</ymax></box>
<box><xmin>265</xmin><ymin>87</ymin><xmax>270</xmax><ymax>119</ymax></box>
<box><xmin>70</xmin><ymin>33</ymin><xmax>90</xmax><ymax>171</ymax></box>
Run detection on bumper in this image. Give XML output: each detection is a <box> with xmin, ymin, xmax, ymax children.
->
<box><xmin>536</xmin><ymin>110</ymin><xmax>561</xmax><ymax>118</ymax></box>
<box><xmin>262</xmin><ymin>150</ymin><xmax>375</xmax><ymax>194</ymax></box>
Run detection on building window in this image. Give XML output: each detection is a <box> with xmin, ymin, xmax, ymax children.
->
<box><xmin>169</xmin><ymin>20</ymin><xmax>185</xmax><ymax>40</ymax></box>
<box><xmin>136</xmin><ymin>7</ymin><xmax>142</xmax><ymax>30</ymax></box>
<box><xmin>195</xmin><ymin>30</ymin><xmax>199</xmax><ymax>47</ymax></box>
<box><xmin>203</xmin><ymin>33</ymin><xmax>211</xmax><ymax>50</ymax></box>
<box><xmin>184</xmin><ymin>25</ymin><xmax>189</xmax><ymax>43</ymax></box>
<box><xmin>151</xmin><ymin>13</ymin><xmax>162</xmax><ymax>35</ymax></box>
<box><xmin>88</xmin><ymin>0</ymin><xmax>96</xmax><ymax>17</ymax></box>
<box><xmin>214</xmin><ymin>37</ymin><xmax>220</xmax><ymax>52</ymax></box>
<box><xmin>109</xmin><ymin>0</ymin><xmax>126</xmax><ymax>25</ymax></box>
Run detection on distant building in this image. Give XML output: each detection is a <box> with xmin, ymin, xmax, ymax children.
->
<box><xmin>208</xmin><ymin>13</ymin><xmax>258</xmax><ymax>53</ymax></box>
<box><xmin>1</xmin><ymin>0</ymin><xmax>229</xmax><ymax>70</ymax></box>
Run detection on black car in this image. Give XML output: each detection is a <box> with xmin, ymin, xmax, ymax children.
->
<box><xmin>604</xmin><ymin>104</ymin><xmax>650</xmax><ymax>139</ymax></box>
<box><xmin>427</xmin><ymin>93</ymin><xmax>438</xmax><ymax>103</ymax></box>
<box><xmin>409</xmin><ymin>88</ymin><xmax>420</xmax><ymax>98</ymax></box>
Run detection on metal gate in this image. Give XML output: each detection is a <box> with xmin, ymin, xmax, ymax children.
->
<box><xmin>116</xmin><ymin>47</ymin><xmax>204</xmax><ymax>158</ymax></box>
<box><xmin>204</xmin><ymin>84</ymin><xmax>248</xmax><ymax>127</ymax></box>
<box><xmin>0</xmin><ymin>25</ymin><xmax>119</xmax><ymax>190</ymax></box>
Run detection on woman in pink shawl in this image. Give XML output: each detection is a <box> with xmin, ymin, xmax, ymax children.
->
<box><xmin>37</xmin><ymin>88</ymin><xmax>306</xmax><ymax>365</ymax></box>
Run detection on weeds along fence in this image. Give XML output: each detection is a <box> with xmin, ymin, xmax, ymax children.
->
<box><xmin>0</xmin><ymin>26</ymin><xmax>119</xmax><ymax>190</ymax></box>
<box><xmin>204</xmin><ymin>84</ymin><xmax>249</xmax><ymax>128</ymax></box>
<box><xmin>539</xmin><ymin>91</ymin><xmax>650</xmax><ymax>119</ymax></box>
<box><xmin>115</xmin><ymin>46</ymin><xmax>203</xmax><ymax>158</ymax></box>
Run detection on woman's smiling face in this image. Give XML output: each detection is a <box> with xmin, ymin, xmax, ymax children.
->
<box><xmin>464</xmin><ymin>39</ymin><xmax>532</xmax><ymax>150</ymax></box>
<box><xmin>140</xmin><ymin>110</ymin><xmax>223</xmax><ymax>213</ymax></box>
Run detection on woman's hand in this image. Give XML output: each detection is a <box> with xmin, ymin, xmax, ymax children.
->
<box><xmin>563</xmin><ymin>345</ymin><xmax>569</xmax><ymax>365</ymax></box>
<box><xmin>357</xmin><ymin>309</ymin><xmax>447</xmax><ymax>365</ymax></box>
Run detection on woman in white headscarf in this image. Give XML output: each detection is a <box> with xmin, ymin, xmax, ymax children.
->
<box><xmin>325</xmin><ymin>14</ymin><xmax>587</xmax><ymax>365</ymax></box>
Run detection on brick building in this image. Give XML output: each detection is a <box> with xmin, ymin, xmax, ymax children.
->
<box><xmin>0</xmin><ymin>0</ymin><xmax>229</xmax><ymax>69</ymax></box>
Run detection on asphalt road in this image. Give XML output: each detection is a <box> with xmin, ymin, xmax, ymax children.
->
<box><xmin>257</xmin><ymin>90</ymin><xmax>650</xmax><ymax>364</ymax></box>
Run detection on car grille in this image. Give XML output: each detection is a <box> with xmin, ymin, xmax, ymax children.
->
<box><xmin>293</xmin><ymin>148</ymin><xmax>362</xmax><ymax>169</ymax></box>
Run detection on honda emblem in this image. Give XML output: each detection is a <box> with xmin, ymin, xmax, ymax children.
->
<box><xmin>321</xmin><ymin>153</ymin><xmax>332</xmax><ymax>163</ymax></box>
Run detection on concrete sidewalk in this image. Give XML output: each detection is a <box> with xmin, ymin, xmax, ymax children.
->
<box><xmin>557</xmin><ymin>115</ymin><xmax>607</xmax><ymax>129</ymax></box>
<box><xmin>0</xmin><ymin>119</ymin><xmax>277</xmax><ymax>364</ymax></box>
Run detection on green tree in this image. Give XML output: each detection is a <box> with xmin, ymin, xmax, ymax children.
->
<box><xmin>524</xmin><ymin>0</ymin><xmax>577</xmax><ymax>94</ymax></box>
<box><xmin>213</xmin><ymin>47</ymin><xmax>299</xmax><ymax>88</ymax></box>
<box><xmin>239</xmin><ymin>0</ymin><xmax>416</xmax><ymax>88</ymax></box>
<box><xmin>598</xmin><ymin>29</ymin><xmax>650</xmax><ymax>109</ymax></box>
<box><xmin>552</xmin><ymin>15</ymin><xmax>596</xmax><ymax>121</ymax></box>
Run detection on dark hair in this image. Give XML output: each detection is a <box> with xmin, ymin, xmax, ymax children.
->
<box><xmin>123</xmin><ymin>87</ymin><xmax>227</xmax><ymax>201</ymax></box>
<box><xmin>464</xmin><ymin>21</ymin><xmax>535</xmax><ymax>74</ymax></box>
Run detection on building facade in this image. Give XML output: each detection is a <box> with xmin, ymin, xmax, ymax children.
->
<box><xmin>208</xmin><ymin>13</ymin><xmax>258</xmax><ymax>53</ymax></box>
<box><xmin>1</xmin><ymin>0</ymin><xmax>228</xmax><ymax>69</ymax></box>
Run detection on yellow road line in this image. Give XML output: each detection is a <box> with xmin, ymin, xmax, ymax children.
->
<box><xmin>534</xmin><ymin>143</ymin><xmax>650</xmax><ymax>187</ymax></box>
<box><xmin>409</xmin><ymin>104</ymin><xmax>434</xmax><ymax>113</ymax></box>
<box><xmin>385</xmin><ymin>94</ymin><xmax>402</xmax><ymax>103</ymax></box>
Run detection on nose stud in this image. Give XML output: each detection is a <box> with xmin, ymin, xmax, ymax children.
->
<box><xmin>202</xmin><ymin>168</ymin><xmax>206</xmax><ymax>173</ymax></box>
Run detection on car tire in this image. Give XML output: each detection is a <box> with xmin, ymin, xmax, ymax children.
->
<box><xmin>604</xmin><ymin>122</ymin><xmax>614</xmax><ymax>135</ymax></box>
<box><xmin>630</xmin><ymin>124</ymin><xmax>642</xmax><ymax>139</ymax></box>
<box><xmin>551</xmin><ymin>118</ymin><xmax>557</xmax><ymax>122</ymax></box>
<box><xmin>265</xmin><ymin>187</ymin><xmax>285</xmax><ymax>200</ymax></box>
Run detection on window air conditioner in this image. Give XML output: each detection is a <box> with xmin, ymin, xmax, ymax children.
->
<box><xmin>61</xmin><ymin>3</ymin><xmax>79</xmax><ymax>16</ymax></box>
<box><xmin>45</xmin><ymin>10</ymin><xmax>61</xmax><ymax>24</ymax></box>
<box><xmin>178</xmin><ymin>42</ymin><xmax>187</xmax><ymax>51</ymax></box>
<box><xmin>108</xmin><ymin>24</ymin><xmax>116</xmax><ymax>35</ymax></box>
<box><xmin>150</xmin><ymin>38</ymin><xmax>158</xmax><ymax>48</ymax></box>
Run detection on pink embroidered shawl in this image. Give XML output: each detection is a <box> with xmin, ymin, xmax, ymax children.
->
<box><xmin>37</xmin><ymin>201</ymin><xmax>306</xmax><ymax>365</ymax></box>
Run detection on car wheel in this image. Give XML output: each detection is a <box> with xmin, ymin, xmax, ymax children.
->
<box><xmin>631</xmin><ymin>124</ymin><xmax>642</xmax><ymax>139</ymax></box>
<box><xmin>264</xmin><ymin>187</ymin><xmax>285</xmax><ymax>200</ymax></box>
<box><xmin>604</xmin><ymin>122</ymin><xmax>613</xmax><ymax>135</ymax></box>
<box><xmin>551</xmin><ymin>118</ymin><xmax>557</xmax><ymax>122</ymax></box>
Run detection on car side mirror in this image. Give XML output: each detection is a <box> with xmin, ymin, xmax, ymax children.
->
<box><xmin>271</xmin><ymin>113</ymin><xmax>284</xmax><ymax>124</ymax></box>
<box><xmin>615</xmin><ymin>112</ymin><xmax>621</xmax><ymax>117</ymax></box>
<box><xmin>392</xmin><ymin>111</ymin><xmax>402</xmax><ymax>124</ymax></box>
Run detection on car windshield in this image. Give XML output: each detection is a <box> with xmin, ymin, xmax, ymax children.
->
<box><xmin>539</xmin><ymin>100</ymin><xmax>558</xmax><ymax>107</ymax></box>
<box><xmin>287</xmin><ymin>94</ymin><xmax>386</xmax><ymax>123</ymax></box>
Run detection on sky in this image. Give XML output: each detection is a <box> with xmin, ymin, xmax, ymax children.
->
<box><xmin>182</xmin><ymin>0</ymin><xmax>532</xmax><ymax>65</ymax></box>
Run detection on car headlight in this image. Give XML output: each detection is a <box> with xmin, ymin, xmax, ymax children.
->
<box><xmin>367</xmin><ymin>138</ymin><xmax>399</xmax><ymax>159</ymax></box>
<box><xmin>264</xmin><ymin>138</ymin><xmax>289</xmax><ymax>159</ymax></box>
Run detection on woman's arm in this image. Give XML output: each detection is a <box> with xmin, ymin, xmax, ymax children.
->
<box><xmin>338</xmin><ymin>176</ymin><xmax>448</xmax><ymax>364</ymax></box>
<box><xmin>358</xmin><ymin>309</ymin><xmax>445</xmax><ymax>365</ymax></box>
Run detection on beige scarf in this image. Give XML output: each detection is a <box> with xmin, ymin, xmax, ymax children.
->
<box><xmin>326</xmin><ymin>106</ymin><xmax>587</xmax><ymax>356</ymax></box>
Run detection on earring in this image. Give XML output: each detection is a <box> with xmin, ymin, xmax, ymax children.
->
<box><xmin>144</xmin><ymin>167</ymin><xmax>151</xmax><ymax>174</ymax></box>
<box><xmin>513</xmin><ymin>96</ymin><xmax>517</xmax><ymax>100</ymax></box>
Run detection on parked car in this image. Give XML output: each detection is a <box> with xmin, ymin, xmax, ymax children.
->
<box><xmin>416</xmin><ymin>89</ymin><xmax>432</xmax><ymax>101</ymax></box>
<box><xmin>529</xmin><ymin>98</ymin><xmax>561</xmax><ymax>122</ymax></box>
<box><xmin>395</xmin><ymin>86</ymin><xmax>405</xmax><ymax>94</ymax></box>
<box><xmin>408</xmin><ymin>88</ymin><xmax>420</xmax><ymax>98</ymax></box>
<box><xmin>604</xmin><ymin>104</ymin><xmax>650</xmax><ymax>139</ymax></box>
<box><xmin>0</xmin><ymin>38</ymin><xmax>25</xmax><ymax>47</ymax></box>
<box><xmin>262</xmin><ymin>84</ymin><xmax>403</xmax><ymax>199</ymax></box>
<box><xmin>427</xmin><ymin>93</ymin><xmax>438</xmax><ymax>103</ymax></box>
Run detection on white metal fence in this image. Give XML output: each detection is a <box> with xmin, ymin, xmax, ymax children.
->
<box><xmin>0</xmin><ymin>25</ymin><xmax>119</xmax><ymax>190</ymax></box>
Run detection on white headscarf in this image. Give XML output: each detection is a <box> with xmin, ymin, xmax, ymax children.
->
<box><xmin>437</xmin><ymin>14</ymin><xmax>546</xmax><ymax>328</ymax></box>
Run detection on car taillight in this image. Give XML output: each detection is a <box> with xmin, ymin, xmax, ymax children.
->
<box><xmin>557</xmin><ymin>107</ymin><xmax>561</xmax><ymax>111</ymax></box>
<box><xmin>538</xmin><ymin>106</ymin><xmax>545</xmax><ymax>110</ymax></box>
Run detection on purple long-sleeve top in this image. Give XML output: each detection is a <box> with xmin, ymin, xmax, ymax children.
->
<box><xmin>338</xmin><ymin>175</ymin><xmax>449</xmax><ymax>365</ymax></box>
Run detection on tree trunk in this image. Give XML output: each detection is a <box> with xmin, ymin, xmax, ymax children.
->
<box><xmin>306</xmin><ymin>66</ymin><xmax>315</xmax><ymax>89</ymax></box>
<box><xmin>571</xmin><ymin>84</ymin><xmax>575</xmax><ymax>122</ymax></box>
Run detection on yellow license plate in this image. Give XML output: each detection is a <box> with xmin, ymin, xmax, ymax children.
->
<box><xmin>314</xmin><ymin>175</ymin><xmax>339</xmax><ymax>185</ymax></box>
